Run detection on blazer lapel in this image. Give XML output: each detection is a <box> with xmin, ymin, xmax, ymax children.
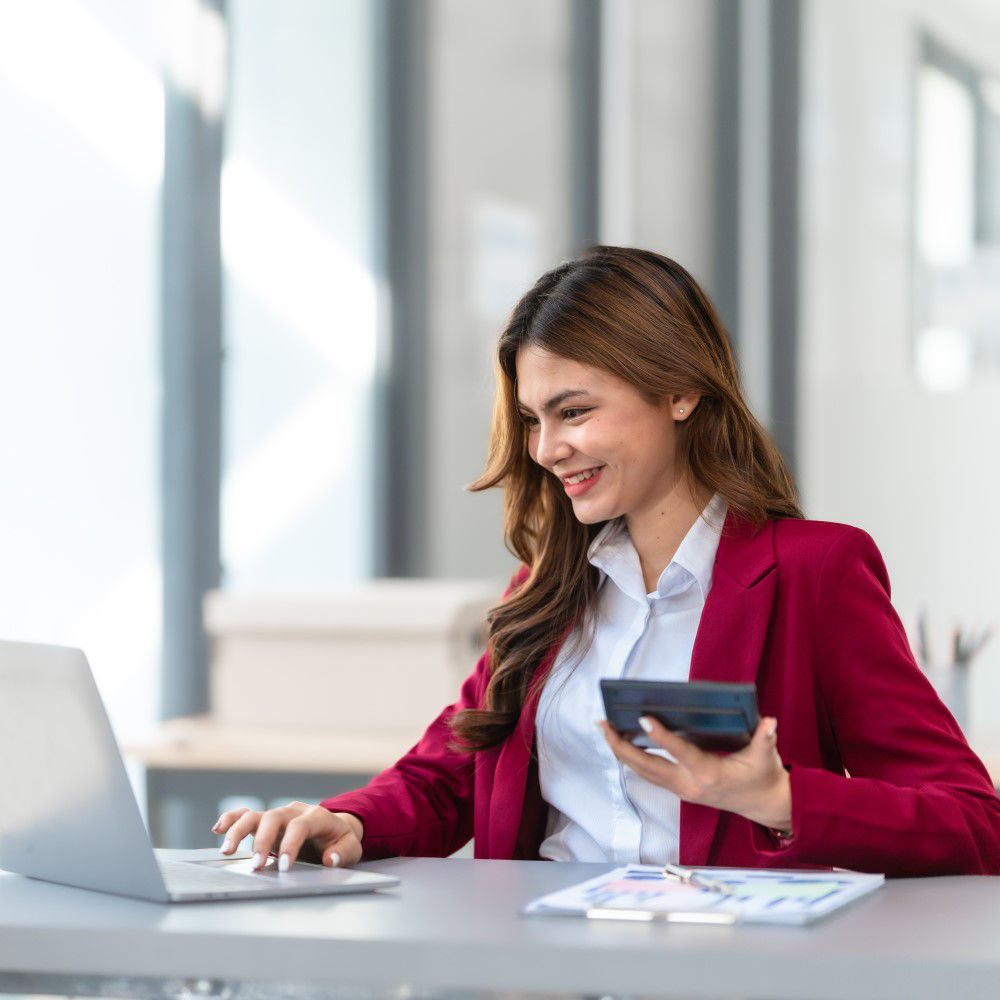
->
<box><xmin>487</xmin><ymin>632</ymin><xmax>568</xmax><ymax>859</ymax></box>
<box><xmin>681</xmin><ymin>514</ymin><xmax>778</xmax><ymax>865</ymax></box>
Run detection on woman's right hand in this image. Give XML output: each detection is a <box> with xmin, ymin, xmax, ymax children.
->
<box><xmin>212</xmin><ymin>802</ymin><xmax>364</xmax><ymax>872</ymax></box>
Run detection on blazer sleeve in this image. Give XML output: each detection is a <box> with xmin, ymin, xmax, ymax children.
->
<box><xmin>751</xmin><ymin>528</ymin><xmax>1000</xmax><ymax>875</ymax></box>
<box><xmin>319</xmin><ymin>651</ymin><xmax>488</xmax><ymax>859</ymax></box>
<box><xmin>319</xmin><ymin>568</ymin><xmax>527</xmax><ymax>860</ymax></box>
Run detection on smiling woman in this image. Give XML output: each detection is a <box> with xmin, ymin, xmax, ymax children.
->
<box><xmin>215</xmin><ymin>247</ymin><xmax>1000</xmax><ymax>878</ymax></box>
<box><xmin>453</xmin><ymin>246</ymin><xmax>800</xmax><ymax>754</ymax></box>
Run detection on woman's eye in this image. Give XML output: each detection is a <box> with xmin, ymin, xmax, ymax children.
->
<box><xmin>519</xmin><ymin>408</ymin><xmax>591</xmax><ymax>427</ymax></box>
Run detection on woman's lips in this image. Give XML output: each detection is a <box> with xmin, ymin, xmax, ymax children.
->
<box><xmin>563</xmin><ymin>466</ymin><xmax>604</xmax><ymax>498</ymax></box>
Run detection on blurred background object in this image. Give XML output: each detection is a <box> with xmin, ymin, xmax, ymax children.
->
<box><xmin>907</xmin><ymin>611</ymin><xmax>994</xmax><ymax>732</ymax></box>
<box><xmin>204</xmin><ymin>580</ymin><xmax>496</xmax><ymax>733</ymax></box>
<box><xmin>1</xmin><ymin>0</ymin><xmax>998</xmax><ymax>843</ymax></box>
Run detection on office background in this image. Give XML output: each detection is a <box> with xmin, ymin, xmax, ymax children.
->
<box><xmin>1</xmin><ymin>0</ymin><xmax>999</xmax><ymax>790</ymax></box>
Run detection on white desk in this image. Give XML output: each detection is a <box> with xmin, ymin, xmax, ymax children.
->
<box><xmin>2</xmin><ymin>852</ymin><xmax>1000</xmax><ymax>999</ymax></box>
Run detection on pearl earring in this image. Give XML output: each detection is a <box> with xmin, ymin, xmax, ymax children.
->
<box><xmin>678</xmin><ymin>408</ymin><xmax>685</xmax><ymax>415</ymax></box>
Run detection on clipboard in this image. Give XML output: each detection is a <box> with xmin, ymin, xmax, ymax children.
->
<box><xmin>522</xmin><ymin>864</ymin><xmax>885</xmax><ymax>926</ymax></box>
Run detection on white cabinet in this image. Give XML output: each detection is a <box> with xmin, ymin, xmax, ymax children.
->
<box><xmin>204</xmin><ymin>580</ymin><xmax>502</xmax><ymax>742</ymax></box>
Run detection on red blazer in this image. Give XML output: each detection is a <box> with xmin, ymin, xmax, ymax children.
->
<box><xmin>322</xmin><ymin>515</ymin><xmax>1000</xmax><ymax>876</ymax></box>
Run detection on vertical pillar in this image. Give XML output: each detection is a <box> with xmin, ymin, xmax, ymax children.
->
<box><xmin>160</xmin><ymin>0</ymin><xmax>226</xmax><ymax>719</ymax></box>
<box><xmin>769</xmin><ymin>0</ymin><xmax>801</xmax><ymax>471</ymax></box>
<box><xmin>714</xmin><ymin>0</ymin><xmax>800</xmax><ymax>473</ymax></box>
<box><xmin>571</xmin><ymin>0</ymin><xmax>602</xmax><ymax>252</ymax></box>
<box><xmin>373</xmin><ymin>0</ymin><xmax>431</xmax><ymax>577</ymax></box>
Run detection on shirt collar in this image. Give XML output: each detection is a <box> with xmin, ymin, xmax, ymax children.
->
<box><xmin>669</xmin><ymin>491</ymin><xmax>727</xmax><ymax>598</ymax></box>
<box><xmin>587</xmin><ymin>492</ymin><xmax>728</xmax><ymax>603</ymax></box>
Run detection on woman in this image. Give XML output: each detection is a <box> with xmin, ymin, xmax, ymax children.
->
<box><xmin>214</xmin><ymin>247</ymin><xmax>1000</xmax><ymax>876</ymax></box>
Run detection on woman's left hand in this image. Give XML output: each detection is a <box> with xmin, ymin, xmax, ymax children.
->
<box><xmin>599</xmin><ymin>715</ymin><xmax>793</xmax><ymax>834</ymax></box>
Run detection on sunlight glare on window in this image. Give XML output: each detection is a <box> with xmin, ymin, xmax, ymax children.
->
<box><xmin>0</xmin><ymin>0</ymin><xmax>163</xmax><ymax>189</ymax></box>
<box><xmin>916</xmin><ymin>65</ymin><xmax>975</xmax><ymax>269</ymax></box>
<box><xmin>157</xmin><ymin>0</ymin><xmax>228</xmax><ymax>123</ymax></box>
<box><xmin>220</xmin><ymin>155</ymin><xmax>377</xmax><ymax>384</ymax></box>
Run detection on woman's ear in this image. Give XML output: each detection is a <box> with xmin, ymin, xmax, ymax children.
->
<box><xmin>669</xmin><ymin>393</ymin><xmax>701</xmax><ymax>421</ymax></box>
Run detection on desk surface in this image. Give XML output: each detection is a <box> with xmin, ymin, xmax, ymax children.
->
<box><xmin>1</xmin><ymin>852</ymin><xmax>1000</xmax><ymax>1000</ymax></box>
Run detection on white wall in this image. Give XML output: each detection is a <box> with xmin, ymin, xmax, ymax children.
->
<box><xmin>632</xmin><ymin>0</ymin><xmax>716</xmax><ymax>288</ymax></box>
<box><xmin>425</xmin><ymin>0</ymin><xmax>574</xmax><ymax>580</ymax></box>
<box><xmin>423</xmin><ymin>0</ymin><xmax>718</xmax><ymax>580</ymax></box>
<box><xmin>800</xmin><ymin>0</ymin><xmax>1000</xmax><ymax>752</ymax></box>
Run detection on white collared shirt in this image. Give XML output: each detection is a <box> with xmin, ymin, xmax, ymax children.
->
<box><xmin>535</xmin><ymin>493</ymin><xmax>728</xmax><ymax>865</ymax></box>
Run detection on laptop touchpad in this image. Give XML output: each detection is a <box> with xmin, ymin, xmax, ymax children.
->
<box><xmin>195</xmin><ymin>856</ymin><xmax>294</xmax><ymax>877</ymax></box>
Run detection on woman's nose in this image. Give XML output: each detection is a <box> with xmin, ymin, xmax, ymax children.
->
<box><xmin>535</xmin><ymin>424</ymin><xmax>571</xmax><ymax>470</ymax></box>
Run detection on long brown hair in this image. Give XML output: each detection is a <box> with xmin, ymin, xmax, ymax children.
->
<box><xmin>450</xmin><ymin>246</ymin><xmax>801</xmax><ymax>753</ymax></box>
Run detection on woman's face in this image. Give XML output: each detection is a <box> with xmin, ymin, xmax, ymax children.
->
<box><xmin>515</xmin><ymin>344</ymin><xmax>697</xmax><ymax>525</ymax></box>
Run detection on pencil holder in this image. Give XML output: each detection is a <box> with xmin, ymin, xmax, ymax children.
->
<box><xmin>908</xmin><ymin>614</ymin><xmax>992</xmax><ymax>738</ymax></box>
<box><xmin>935</xmin><ymin>667</ymin><xmax>970</xmax><ymax>735</ymax></box>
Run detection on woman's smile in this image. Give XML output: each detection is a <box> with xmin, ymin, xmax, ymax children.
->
<box><xmin>561</xmin><ymin>465</ymin><xmax>605</xmax><ymax>497</ymax></box>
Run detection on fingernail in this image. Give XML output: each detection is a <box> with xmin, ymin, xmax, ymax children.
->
<box><xmin>211</xmin><ymin>822</ymin><xmax>220</xmax><ymax>833</ymax></box>
<box><xmin>768</xmin><ymin>721</ymin><xmax>778</xmax><ymax>739</ymax></box>
<box><xmin>278</xmin><ymin>854</ymin><xmax>290</xmax><ymax>873</ymax></box>
<box><xmin>251</xmin><ymin>853</ymin><xmax>261</xmax><ymax>870</ymax></box>
<box><xmin>330</xmin><ymin>851</ymin><xmax>341</xmax><ymax>867</ymax></box>
<box><xmin>220</xmin><ymin>839</ymin><xmax>232</xmax><ymax>854</ymax></box>
<box><xmin>638</xmin><ymin>716</ymin><xmax>654</xmax><ymax>734</ymax></box>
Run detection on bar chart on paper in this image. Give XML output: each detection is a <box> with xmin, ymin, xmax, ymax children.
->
<box><xmin>523</xmin><ymin>864</ymin><xmax>885</xmax><ymax>925</ymax></box>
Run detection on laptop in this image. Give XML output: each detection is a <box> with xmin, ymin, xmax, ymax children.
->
<box><xmin>0</xmin><ymin>639</ymin><xmax>400</xmax><ymax>903</ymax></box>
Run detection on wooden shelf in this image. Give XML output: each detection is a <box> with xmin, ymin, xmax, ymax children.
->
<box><xmin>124</xmin><ymin>715</ymin><xmax>413</xmax><ymax>774</ymax></box>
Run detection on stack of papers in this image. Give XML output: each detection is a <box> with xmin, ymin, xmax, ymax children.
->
<box><xmin>523</xmin><ymin>864</ymin><xmax>885</xmax><ymax>925</ymax></box>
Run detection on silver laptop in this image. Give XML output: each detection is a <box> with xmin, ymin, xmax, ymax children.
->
<box><xmin>0</xmin><ymin>640</ymin><xmax>399</xmax><ymax>903</ymax></box>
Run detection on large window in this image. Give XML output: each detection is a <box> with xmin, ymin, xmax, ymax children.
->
<box><xmin>914</xmin><ymin>38</ymin><xmax>1000</xmax><ymax>392</ymax></box>
<box><xmin>221</xmin><ymin>0</ymin><xmax>378</xmax><ymax>590</ymax></box>
<box><xmin>0</xmin><ymin>0</ymin><xmax>379</xmax><ymax>746</ymax></box>
<box><xmin>0</xmin><ymin>0</ymin><xmax>163</xmax><ymax>742</ymax></box>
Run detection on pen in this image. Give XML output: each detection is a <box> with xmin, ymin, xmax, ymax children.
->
<box><xmin>662</xmin><ymin>863</ymin><xmax>736</xmax><ymax>897</ymax></box>
<box><xmin>586</xmin><ymin>907</ymin><xmax>736</xmax><ymax>925</ymax></box>
<box><xmin>916</xmin><ymin>609</ymin><xmax>929</xmax><ymax>667</ymax></box>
